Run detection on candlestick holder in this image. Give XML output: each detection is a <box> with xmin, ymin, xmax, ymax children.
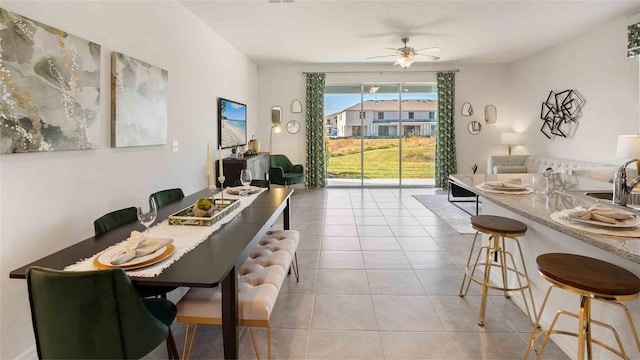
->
<box><xmin>208</xmin><ymin>177</ymin><xmax>216</xmax><ymax>201</ymax></box>
<box><xmin>218</xmin><ymin>175</ymin><xmax>226</xmax><ymax>203</ymax></box>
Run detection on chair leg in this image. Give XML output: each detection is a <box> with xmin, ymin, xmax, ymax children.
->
<box><xmin>249</xmin><ymin>327</ymin><xmax>261</xmax><ymax>360</ymax></box>
<box><xmin>182</xmin><ymin>323</ymin><xmax>198</xmax><ymax>360</ymax></box>
<box><xmin>166</xmin><ymin>328</ymin><xmax>179</xmax><ymax>360</ymax></box>
<box><xmin>292</xmin><ymin>252</ymin><xmax>300</xmax><ymax>283</ymax></box>
<box><xmin>267</xmin><ymin>324</ymin><xmax>272</xmax><ymax>360</ymax></box>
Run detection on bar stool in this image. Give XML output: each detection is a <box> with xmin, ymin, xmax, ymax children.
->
<box><xmin>459</xmin><ymin>215</ymin><xmax>537</xmax><ymax>326</ymax></box>
<box><xmin>524</xmin><ymin>253</ymin><xmax>640</xmax><ymax>360</ymax></box>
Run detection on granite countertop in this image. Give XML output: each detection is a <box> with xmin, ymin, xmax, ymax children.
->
<box><xmin>450</xmin><ymin>173</ymin><xmax>640</xmax><ymax>264</ymax></box>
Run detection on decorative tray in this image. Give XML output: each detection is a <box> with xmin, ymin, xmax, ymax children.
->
<box><xmin>168</xmin><ymin>198</ymin><xmax>240</xmax><ymax>226</ymax></box>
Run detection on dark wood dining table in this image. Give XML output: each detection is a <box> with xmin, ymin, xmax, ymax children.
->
<box><xmin>9</xmin><ymin>187</ymin><xmax>294</xmax><ymax>360</ymax></box>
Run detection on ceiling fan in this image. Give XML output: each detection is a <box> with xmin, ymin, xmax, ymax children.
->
<box><xmin>367</xmin><ymin>38</ymin><xmax>441</xmax><ymax>69</ymax></box>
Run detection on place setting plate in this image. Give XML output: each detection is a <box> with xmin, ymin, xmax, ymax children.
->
<box><xmin>551</xmin><ymin>209</ymin><xmax>640</xmax><ymax>237</ymax></box>
<box><xmin>559</xmin><ymin>211</ymin><xmax>640</xmax><ymax>229</ymax></box>
<box><xmin>226</xmin><ymin>186</ymin><xmax>262</xmax><ymax>195</ymax></box>
<box><xmin>484</xmin><ymin>184</ymin><xmax>528</xmax><ymax>191</ymax></box>
<box><xmin>93</xmin><ymin>243</ymin><xmax>175</xmax><ymax>270</ymax></box>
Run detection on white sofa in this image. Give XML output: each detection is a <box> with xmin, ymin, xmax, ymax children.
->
<box><xmin>487</xmin><ymin>155</ymin><xmax>633</xmax><ymax>183</ymax></box>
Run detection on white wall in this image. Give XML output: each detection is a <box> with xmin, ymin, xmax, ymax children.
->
<box><xmin>257</xmin><ymin>63</ymin><xmax>511</xmax><ymax>174</ymax></box>
<box><xmin>509</xmin><ymin>15</ymin><xmax>639</xmax><ymax>165</ymax></box>
<box><xmin>0</xmin><ymin>2</ymin><xmax>258</xmax><ymax>358</ymax></box>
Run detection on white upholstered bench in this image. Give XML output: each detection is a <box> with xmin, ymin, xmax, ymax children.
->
<box><xmin>176</xmin><ymin>230</ymin><xmax>300</xmax><ymax>360</ymax></box>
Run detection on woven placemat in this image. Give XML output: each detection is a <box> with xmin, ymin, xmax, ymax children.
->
<box><xmin>551</xmin><ymin>209</ymin><xmax>640</xmax><ymax>238</ymax></box>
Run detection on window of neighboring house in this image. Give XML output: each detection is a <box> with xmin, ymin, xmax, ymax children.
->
<box><xmin>360</xmin><ymin>111</ymin><xmax>366</xmax><ymax>120</ymax></box>
<box><xmin>408</xmin><ymin>112</ymin><xmax>414</xmax><ymax>120</ymax></box>
<box><xmin>352</xmin><ymin>126</ymin><xmax>366</xmax><ymax>136</ymax></box>
<box><xmin>377</xmin><ymin>112</ymin><xmax>384</xmax><ymax>120</ymax></box>
<box><xmin>378</xmin><ymin>126</ymin><xmax>389</xmax><ymax>136</ymax></box>
<box><xmin>428</xmin><ymin>112</ymin><xmax>435</xmax><ymax>120</ymax></box>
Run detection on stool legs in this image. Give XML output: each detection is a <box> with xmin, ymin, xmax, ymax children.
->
<box><xmin>525</xmin><ymin>283</ymin><xmax>640</xmax><ymax>360</ymax></box>
<box><xmin>459</xmin><ymin>231</ymin><xmax>481</xmax><ymax>297</ymax></box>
<box><xmin>459</xmin><ymin>231</ymin><xmax>536</xmax><ymax>326</ymax></box>
<box><xmin>478</xmin><ymin>234</ymin><xmax>495</xmax><ymax>326</ymax></box>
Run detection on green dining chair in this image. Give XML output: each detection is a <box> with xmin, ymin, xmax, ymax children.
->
<box><xmin>251</xmin><ymin>179</ymin><xmax>271</xmax><ymax>189</ymax></box>
<box><xmin>94</xmin><ymin>207</ymin><xmax>177</xmax><ymax>300</ymax></box>
<box><xmin>149</xmin><ymin>188</ymin><xmax>185</xmax><ymax>209</ymax></box>
<box><xmin>94</xmin><ymin>207</ymin><xmax>138</xmax><ymax>236</ymax></box>
<box><xmin>26</xmin><ymin>267</ymin><xmax>179</xmax><ymax>359</ymax></box>
<box><xmin>231</xmin><ymin>179</ymin><xmax>269</xmax><ymax>188</ymax></box>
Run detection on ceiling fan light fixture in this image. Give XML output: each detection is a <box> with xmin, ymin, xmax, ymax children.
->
<box><xmin>368</xmin><ymin>85</ymin><xmax>380</xmax><ymax>94</ymax></box>
<box><xmin>395</xmin><ymin>55</ymin><xmax>414</xmax><ymax>69</ymax></box>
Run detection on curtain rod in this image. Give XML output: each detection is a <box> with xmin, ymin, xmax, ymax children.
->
<box><xmin>302</xmin><ymin>70</ymin><xmax>459</xmax><ymax>74</ymax></box>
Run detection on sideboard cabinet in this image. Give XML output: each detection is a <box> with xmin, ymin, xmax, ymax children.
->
<box><xmin>218</xmin><ymin>152</ymin><xmax>270</xmax><ymax>186</ymax></box>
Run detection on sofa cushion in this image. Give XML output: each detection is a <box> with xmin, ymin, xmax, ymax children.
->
<box><xmin>569</xmin><ymin>167</ymin><xmax>617</xmax><ymax>183</ymax></box>
<box><xmin>523</xmin><ymin>156</ymin><xmax>615</xmax><ymax>174</ymax></box>
<box><xmin>487</xmin><ymin>154</ymin><xmax>627</xmax><ymax>183</ymax></box>
<box><xmin>493</xmin><ymin>165</ymin><xmax>528</xmax><ymax>174</ymax></box>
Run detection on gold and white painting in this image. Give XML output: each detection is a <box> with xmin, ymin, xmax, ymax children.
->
<box><xmin>111</xmin><ymin>51</ymin><xmax>168</xmax><ymax>147</ymax></box>
<box><xmin>0</xmin><ymin>8</ymin><xmax>101</xmax><ymax>154</ymax></box>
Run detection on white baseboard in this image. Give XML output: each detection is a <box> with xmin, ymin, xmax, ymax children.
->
<box><xmin>15</xmin><ymin>345</ymin><xmax>36</xmax><ymax>360</ymax></box>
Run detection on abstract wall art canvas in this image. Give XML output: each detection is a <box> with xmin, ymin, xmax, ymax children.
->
<box><xmin>111</xmin><ymin>52</ymin><xmax>168</xmax><ymax>147</ymax></box>
<box><xmin>0</xmin><ymin>8</ymin><xmax>101</xmax><ymax>154</ymax></box>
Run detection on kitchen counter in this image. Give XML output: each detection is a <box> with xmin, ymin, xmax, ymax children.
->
<box><xmin>450</xmin><ymin>173</ymin><xmax>640</xmax><ymax>359</ymax></box>
<box><xmin>450</xmin><ymin>173</ymin><xmax>640</xmax><ymax>264</ymax></box>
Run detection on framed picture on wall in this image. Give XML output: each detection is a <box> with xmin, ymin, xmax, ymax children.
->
<box><xmin>218</xmin><ymin>98</ymin><xmax>247</xmax><ymax>149</ymax></box>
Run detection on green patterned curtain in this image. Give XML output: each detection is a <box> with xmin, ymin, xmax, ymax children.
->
<box><xmin>628</xmin><ymin>22</ymin><xmax>640</xmax><ymax>58</ymax></box>
<box><xmin>305</xmin><ymin>73</ymin><xmax>326</xmax><ymax>188</ymax></box>
<box><xmin>435</xmin><ymin>72</ymin><xmax>457</xmax><ymax>188</ymax></box>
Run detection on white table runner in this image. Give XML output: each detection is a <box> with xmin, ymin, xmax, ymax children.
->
<box><xmin>64</xmin><ymin>188</ymin><xmax>267</xmax><ymax>277</ymax></box>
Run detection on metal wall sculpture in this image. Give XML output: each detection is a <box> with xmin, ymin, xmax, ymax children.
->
<box><xmin>539</xmin><ymin>89</ymin><xmax>584</xmax><ymax>139</ymax></box>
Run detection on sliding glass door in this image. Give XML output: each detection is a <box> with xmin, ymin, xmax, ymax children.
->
<box><xmin>362</xmin><ymin>84</ymin><xmax>400</xmax><ymax>186</ymax></box>
<box><xmin>325</xmin><ymin>83</ymin><xmax>436</xmax><ymax>187</ymax></box>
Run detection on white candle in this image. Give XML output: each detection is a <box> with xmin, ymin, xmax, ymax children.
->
<box><xmin>206</xmin><ymin>142</ymin><xmax>212</xmax><ymax>177</ymax></box>
<box><xmin>207</xmin><ymin>142</ymin><xmax>214</xmax><ymax>190</ymax></box>
<box><xmin>218</xmin><ymin>146</ymin><xmax>224</xmax><ymax>177</ymax></box>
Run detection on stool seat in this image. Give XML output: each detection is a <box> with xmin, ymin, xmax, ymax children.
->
<box><xmin>470</xmin><ymin>215</ymin><xmax>527</xmax><ymax>235</ymax></box>
<box><xmin>537</xmin><ymin>253</ymin><xmax>640</xmax><ymax>297</ymax></box>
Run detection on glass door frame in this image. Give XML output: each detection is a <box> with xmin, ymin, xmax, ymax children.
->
<box><xmin>324</xmin><ymin>81</ymin><xmax>435</xmax><ymax>188</ymax></box>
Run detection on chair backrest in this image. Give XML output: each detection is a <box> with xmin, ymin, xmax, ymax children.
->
<box><xmin>26</xmin><ymin>267</ymin><xmax>168</xmax><ymax>359</ymax></box>
<box><xmin>250</xmin><ymin>179</ymin><xmax>270</xmax><ymax>189</ymax></box>
<box><xmin>94</xmin><ymin>207</ymin><xmax>138</xmax><ymax>236</ymax></box>
<box><xmin>270</xmin><ymin>155</ymin><xmax>293</xmax><ymax>172</ymax></box>
<box><xmin>149</xmin><ymin>188</ymin><xmax>184</xmax><ymax>209</ymax></box>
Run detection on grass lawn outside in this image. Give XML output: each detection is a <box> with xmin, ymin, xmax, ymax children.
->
<box><xmin>327</xmin><ymin>137</ymin><xmax>436</xmax><ymax>179</ymax></box>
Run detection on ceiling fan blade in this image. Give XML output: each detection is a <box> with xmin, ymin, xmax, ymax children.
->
<box><xmin>415</xmin><ymin>54</ymin><xmax>440</xmax><ymax>61</ymax></box>
<box><xmin>414</xmin><ymin>47</ymin><xmax>442</xmax><ymax>53</ymax></box>
<box><xmin>384</xmin><ymin>47</ymin><xmax>400</xmax><ymax>51</ymax></box>
<box><xmin>366</xmin><ymin>54</ymin><xmax>398</xmax><ymax>59</ymax></box>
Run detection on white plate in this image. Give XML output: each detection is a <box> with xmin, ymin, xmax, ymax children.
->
<box><xmin>227</xmin><ymin>186</ymin><xmax>261</xmax><ymax>195</ymax></box>
<box><xmin>96</xmin><ymin>245</ymin><xmax>167</xmax><ymax>267</ymax></box>
<box><xmin>568</xmin><ymin>214</ymin><xmax>640</xmax><ymax>228</ymax></box>
<box><xmin>484</xmin><ymin>184</ymin><xmax>528</xmax><ymax>192</ymax></box>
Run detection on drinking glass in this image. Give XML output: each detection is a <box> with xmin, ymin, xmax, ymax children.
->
<box><xmin>240</xmin><ymin>169</ymin><xmax>252</xmax><ymax>189</ymax></box>
<box><xmin>137</xmin><ymin>198</ymin><xmax>158</xmax><ymax>238</ymax></box>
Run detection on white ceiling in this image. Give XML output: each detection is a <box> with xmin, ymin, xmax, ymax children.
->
<box><xmin>181</xmin><ymin>1</ymin><xmax>640</xmax><ymax>66</ymax></box>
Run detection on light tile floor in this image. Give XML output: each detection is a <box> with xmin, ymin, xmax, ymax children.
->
<box><xmin>148</xmin><ymin>187</ymin><xmax>569</xmax><ymax>360</ymax></box>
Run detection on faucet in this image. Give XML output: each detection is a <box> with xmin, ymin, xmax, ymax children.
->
<box><xmin>613</xmin><ymin>159</ymin><xmax>640</xmax><ymax>206</ymax></box>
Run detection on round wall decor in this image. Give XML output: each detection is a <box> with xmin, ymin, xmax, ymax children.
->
<box><xmin>286</xmin><ymin>120</ymin><xmax>300</xmax><ymax>134</ymax></box>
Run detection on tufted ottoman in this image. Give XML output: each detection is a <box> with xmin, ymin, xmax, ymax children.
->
<box><xmin>176</xmin><ymin>230</ymin><xmax>300</xmax><ymax>360</ymax></box>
